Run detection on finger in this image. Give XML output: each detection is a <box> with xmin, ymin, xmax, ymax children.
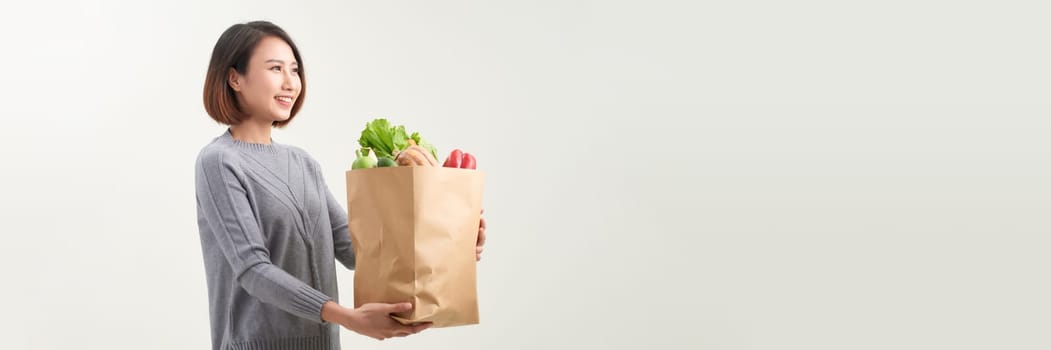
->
<box><xmin>480</xmin><ymin>216</ymin><xmax>486</xmax><ymax>230</ymax></box>
<box><xmin>400</xmin><ymin>323</ymin><xmax>429</xmax><ymax>335</ymax></box>
<box><xmin>477</xmin><ymin>226</ymin><xmax>486</xmax><ymax>247</ymax></box>
<box><xmin>388</xmin><ymin>302</ymin><xmax>413</xmax><ymax>313</ymax></box>
<box><xmin>411</xmin><ymin>322</ymin><xmax>433</xmax><ymax>333</ymax></box>
<box><xmin>476</xmin><ymin>246</ymin><xmax>483</xmax><ymax>254</ymax></box>
<box><xmin>396</xmin><ymin>325</ymin><xmax>418</xmax><ymax>335</ymax></box>
<box><xmin>476</xmin><ymin>253</ymin><xmax>481</xmax><ymax>261</ymax></box>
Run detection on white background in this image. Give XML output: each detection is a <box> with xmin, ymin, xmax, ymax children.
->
<box><xmin>1</xmin><ymin>1</ymin><xmax>1049</xmax><ymax>349</ymax></box>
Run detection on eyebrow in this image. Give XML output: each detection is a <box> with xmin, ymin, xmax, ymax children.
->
<box><xmin>265</xmin><ymin>59</ymin><xmax>298</xmax><ymax>66</ymax></box>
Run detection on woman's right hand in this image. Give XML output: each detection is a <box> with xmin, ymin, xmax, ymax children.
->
<box><xmin>322</xmin><ymin>301</ymin><xmax>432</xmax><ymax>340</ymax></box>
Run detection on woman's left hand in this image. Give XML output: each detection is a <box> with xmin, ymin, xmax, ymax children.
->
<box><xmin>476</xmin><ymin>209</ymin><xmax>486</xmax><ymax>261</ymax></box>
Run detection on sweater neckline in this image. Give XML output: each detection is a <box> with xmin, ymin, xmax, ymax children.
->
<box><xmin>221</xmin><ymin>128</ymin><xmax>283</xmax><ymax>154</ymax></box>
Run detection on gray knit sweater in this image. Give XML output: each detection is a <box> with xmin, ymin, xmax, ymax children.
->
<box><xmin>195</xmin><ymin>129</ymin><xmax>355</xmax><ymax>350</ymax></box>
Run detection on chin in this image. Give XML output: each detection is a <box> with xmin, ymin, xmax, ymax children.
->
<box><xmin>272</xmin><ymin>112</ymin><xmax>292</xmax><ymax>122</ymax></box>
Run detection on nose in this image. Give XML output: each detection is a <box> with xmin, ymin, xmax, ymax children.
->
<box><xmin>282</xmin><ymin>69</ymin><xmax>296</xmax><ymax>91</ymax></box>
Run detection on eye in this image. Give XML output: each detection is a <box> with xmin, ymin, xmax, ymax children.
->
<box><xmin>291</xmin><ymin>67</ymin><xmax>299</xmax><ymax>73</ymax></box>
<box><xmin>270</xmin><ymin>66</ymin><xmax>282</xmax><ymax>72</ymax></box>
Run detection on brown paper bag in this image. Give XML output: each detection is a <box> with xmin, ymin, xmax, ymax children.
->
<box><xmin>345</xmin><ymin>166</ymin><xmax>484</xmax><ymax>328</ymax></box>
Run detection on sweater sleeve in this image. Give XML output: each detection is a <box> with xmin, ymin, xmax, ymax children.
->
<box><xmin>196</xmin><ymin>150</ymin><xmax>333</xmax><ymax>324</ymax></box>
<box><xmin>324</xmin><ymin>184</ymin><xmax>356</xmax><ymax>270</ymax></box>
<box><xmin>308</xmin><ymin>155</ymin><xmax>356</xmax><ymax>270</ymax></box>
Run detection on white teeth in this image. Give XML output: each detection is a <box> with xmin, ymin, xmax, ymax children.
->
<box><xmin>276</xmin><ymin>96</ymin><xmax>292</xmax><ymax>103</ymax></box>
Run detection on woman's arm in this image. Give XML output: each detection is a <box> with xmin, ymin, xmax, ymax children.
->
<box><xmin>321</xmin><ymin>301</ymin><xmax>432</xmax><ymax>340</ymax></box>
<box><xmin>323</xmin><ymin>184</ymin><xmax>356</xmax><ymax>270</ymax></box>
<box><xmin>196</xmin><ymin>150</ymin><xmax>333</xmax><ymax>323</ymax></box>
<box><xmin>307</xmin><ymin>154</ymin><xmax>355</xmax><ymax>270</ymax></box>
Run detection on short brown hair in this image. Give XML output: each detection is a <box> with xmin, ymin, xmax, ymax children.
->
<box><xmin>203</xmin><ymin>21</ymin><xmax>306</xmax><ymax>128</ymax></box>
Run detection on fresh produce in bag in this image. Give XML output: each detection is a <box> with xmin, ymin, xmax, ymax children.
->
<box><xmin>350</xmin><ymin>118</ymin><xmax>480</xmax><ymax>170</ymax></box>
<box><xmin>345</xmin><ymin>118</ymin><xmax>485</xmax><ymax>328</ymax></box>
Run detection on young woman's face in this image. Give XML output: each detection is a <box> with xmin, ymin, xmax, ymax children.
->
<box><xmin>228</xmin><ymin>36</ymin><xmax>301</xmax><ymax>123</ymax></box>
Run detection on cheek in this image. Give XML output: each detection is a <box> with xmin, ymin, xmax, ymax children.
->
<box><xmin>243</xmin><ymin>85</ymin><xmax>266</xmax><ymax>105</ymax></box>
<box><xmin>256</xmin><ymin>77</ymin><xmax>281</xmax><ymax>98</ymax></box>
<box><xmin>239</xmin><ymin>84</ymin><xmax>272</xmax><ymax>110</ymax></box>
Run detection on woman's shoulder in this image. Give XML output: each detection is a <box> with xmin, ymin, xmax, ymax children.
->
<box><xmin>195</xmin><ymin>141</ymin><xmax>240</xmax><ymax>171</ymax></box>
<box><xmin>193</xmin><ymin>131</ymin><xmax>327</xmax><ymax>173</ymax></box>
<box><xmin>194</xmin><ymin>131</ymin><xmax>254</xmax><ymax>170</ymax></box>
<box><xmin>285</xmin><ymin>144</ymin><xmax>325</xmax><ymax>170</ymax></box>
<box><xmin>284</xmin><ymin>143</ymin><xmax>309</xmax><ymax>158</ymax></box>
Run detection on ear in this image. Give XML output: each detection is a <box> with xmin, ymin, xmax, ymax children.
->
<box><xmin>227</xmin><ymin>68</ymin><xmax>243</xmax><ymax>92</ymax></box>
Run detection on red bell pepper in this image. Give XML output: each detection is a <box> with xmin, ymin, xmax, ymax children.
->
<box><xmin>443</xmin><ymin>149</ymin><xmax>463</xmax><ymax>168</ymax></box>
<box><xmin>460</xmin><ymin>152</ymin><xmax>477</xmax><ymax>169</ymax></box>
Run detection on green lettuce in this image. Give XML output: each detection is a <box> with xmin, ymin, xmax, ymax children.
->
<box><xmin>410</xmin><ymin>131</ymin><xmax>439</xmax><ymax>161</ymax></box>
<box><xmin>357</xmin><ymin>118</ymin><xmax>438</xmax><ymax>161</ymax></box>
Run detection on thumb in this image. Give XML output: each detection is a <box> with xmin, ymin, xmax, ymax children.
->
<box><xmin>389</xmin><ymin>302</ymin><xmax>413</xmax><ymax>313</ymax></box>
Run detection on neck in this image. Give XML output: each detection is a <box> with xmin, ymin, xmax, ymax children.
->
<box><xmin>229</xmin><ymin>119</ymin><xmax>273</xmax><ymax>144</ymax></box>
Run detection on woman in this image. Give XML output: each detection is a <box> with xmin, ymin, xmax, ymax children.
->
<box><xmin>195</xmin><ymin>21</ymin><xmax>486</xmax><ymax>349</ymax></box>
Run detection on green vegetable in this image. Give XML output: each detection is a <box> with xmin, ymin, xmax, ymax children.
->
<box><xmin>358</xmin><ymin>118</ymin><xmax>409</xmax><ymax>159</ymax></box>
<box><xmin>351</xmin><ymin>148</ymin><xmax>377</xmax><ymax>169</ymax></box>
<box><xmin>377</xmin><ymin>157</ymin><xmax>397</xmax><ymax>167</ymax></box>
<box><xmin>357</xmin><ymin>118</ymin><xmax>439</xmax><ymax>161</ymax></box>
<box><xmin>410</xmin><ymin>131</ymin><xmax>439</xmax><ymax>161</ymax></box>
